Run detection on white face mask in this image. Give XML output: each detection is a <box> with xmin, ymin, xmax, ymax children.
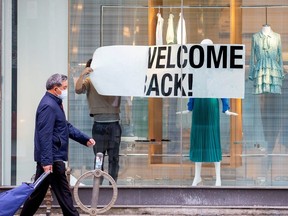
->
<box><xmin>57</xmin><ymin>89</ymin><xmax>68</xmax><ymax>100</ymax></box>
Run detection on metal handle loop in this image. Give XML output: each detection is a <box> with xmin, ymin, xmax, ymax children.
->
<box><xmin>73</xmin><ymin>169</ymin><xmax>118</xmax><ymax>215</ymax></box>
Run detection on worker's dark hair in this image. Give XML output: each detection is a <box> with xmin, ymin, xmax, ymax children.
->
<box><xmin>86</xmin><ymin>59</ymin><xmax>92</xmax><ymax>68</ymax></box>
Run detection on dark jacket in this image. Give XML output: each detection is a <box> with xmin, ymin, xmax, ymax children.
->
<box><xmin>34</xmin><ymin>92</ymin><xmax>90</xmax><ymax>166</ymax></box>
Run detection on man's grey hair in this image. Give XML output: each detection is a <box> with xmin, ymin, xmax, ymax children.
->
<box><xmin>46</xmin><ymin>73</ymin><xmax>68</xmax><ymax>90</ymax></box>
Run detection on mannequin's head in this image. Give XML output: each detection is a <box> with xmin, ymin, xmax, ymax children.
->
<box><xmin>200</xmin><ymin>39</ymin><xmax>213</xmax><ymax>45</ymax></box>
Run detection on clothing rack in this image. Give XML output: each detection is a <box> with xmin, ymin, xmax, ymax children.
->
<box><xmin>241</xmin><ymin>5</ymin><xmax>288</xmax><ymax>8</ymax></box>
<box><xmin>101</xmin><ymin>5</ymin><xmax>230</xmax><ymax>10</ymax></box>
<box><xmin>100</xmin><ymin>4</ymin><xmax>288</xmax><ymax>45</ymax></box>
<box><xmin>101</xmin><ymin>4</ymin><xmax>288</xmax><ymax>10</ymax></box>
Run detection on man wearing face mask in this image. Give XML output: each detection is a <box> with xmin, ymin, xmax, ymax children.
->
<box><xmin>20</xmin><ymin>73</ymin><xmax>95</xmax><ymax>216</ymax></box>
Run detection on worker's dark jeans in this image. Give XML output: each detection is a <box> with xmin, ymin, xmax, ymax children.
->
<box><xmin>92</xmin><ymin>121</ymin><xmax>122</xmax><ymax>183</ymax></box>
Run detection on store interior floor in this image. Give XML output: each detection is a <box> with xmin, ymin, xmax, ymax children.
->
<box><xmin>71</xmin><ymin>137</ymin><xmax>288</xmax><ymax>187</ymax></box>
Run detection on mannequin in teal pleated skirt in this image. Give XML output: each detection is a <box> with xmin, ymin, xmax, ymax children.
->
<box><xmin>187</xmin><ymin>97</ymin><xmax>233</xmax><ymax>186</ymax></box>
<box><xmin>187</xmin><ymin>39</ymin><xmax>238</xmax><ymax>186</ymax></box>
<box><xmin>189</xmin><ymin>98</ymin><xmax>222</xmax><ymax>162</ymax></box>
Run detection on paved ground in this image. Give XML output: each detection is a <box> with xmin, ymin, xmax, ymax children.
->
<box><xmin>15</xmin><ymin>207</ymin><xmax>288</xmax><ymax>215</ymax></box>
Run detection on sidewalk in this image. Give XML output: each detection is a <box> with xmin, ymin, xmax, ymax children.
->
<box><xmin>15</xmin><ymin>207</ymin><xmax>288</xmax><ymax>215</ymax></box>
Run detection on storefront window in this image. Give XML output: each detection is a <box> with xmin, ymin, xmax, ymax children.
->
<box><xmin>68</xmin><ymin>0</ymin><xmax>288</xmax><ymax>187</ymax></box>
<box><xmin>241</xmin><ymin>1</ymin><xmax>288</xmax><ymax>186</ymax></box>
<box><xmin>2</xmin><ymin>0</ymin><xmax>288</xmax><ymax>187</ymax></box>
<box><xmin>68</xmin><ymin>0</ymin><xmax>231</xmax><ymax>187</ymax></box>
<box><xmin>8</xmin><ymin>0</ymin><xmax>69</xmax><ymax>185</ymax></box>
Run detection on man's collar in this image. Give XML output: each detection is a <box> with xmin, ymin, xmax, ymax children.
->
<box><xmin>46</xmin><ymin>91</ymin><xmax>62</xmax><ymax>104</ymax></box>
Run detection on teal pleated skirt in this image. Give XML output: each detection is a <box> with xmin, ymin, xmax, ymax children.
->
<box><xmin>189</xmin><ymin>98</ymin><xmax>222</xmax><ymax>162</ymax></box>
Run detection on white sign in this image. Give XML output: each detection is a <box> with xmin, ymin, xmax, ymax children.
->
<box><xmin>90</xmin><ymin>44</ymin><xmax>245</xmax><ymax>98</ymax></box>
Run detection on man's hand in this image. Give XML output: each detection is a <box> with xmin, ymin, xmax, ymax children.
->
<box><xmin>87</xmin><ymin>138</ymin><xmax>96</xmax><ymax>147</ymax></box>
<box><xmin>43</xmin><ymin>165</ymin><xmax>53</xmax><ymax>173</ymax></box>
<box><xmin>225</xmin><ymin>110</ymin><xmax>238</xmax><ymax>116</ymax></box>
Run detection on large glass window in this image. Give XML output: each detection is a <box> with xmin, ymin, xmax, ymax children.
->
<box><xmin>2</xmin><ymin>0</ymin><xmax>288</xmax><ymax>187</ymax></box>
<box><xmin>6</xmin><ymin>0</ymin><xmax>69</xmax><ymax>185</ymax></box>
<box><xmin>68</xmin><ymin>0</ymin><xmax>288</xmax><ymax>187</ymax></box>
<box><xmin>68</xmin><ymin>0</ymin><xmax>232</xmax><ymax>187</ymax></box>
<box><xmin>241</xmin><ymin>1</ymin><xmax>288</xmax><ymax>186</ymax></box>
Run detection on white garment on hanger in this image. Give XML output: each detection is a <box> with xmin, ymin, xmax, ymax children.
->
<box><xmin>156</xmin><ymin>12</ymin><xmax>164</xmax><ymax>45</ymax></box>
<box><xmin>177</xmin><ymin>12</ymin><xmax>187</xmax><ymax>44</ymax></box>
<box><xmin>166</xmin><ymin>13</ymin><xmax>175</xmax><ymax>44</ymax></box>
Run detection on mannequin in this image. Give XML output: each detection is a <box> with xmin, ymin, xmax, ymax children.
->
<box><xmin>249</xmin><ymin>25</ymin><xmax>283</xmax><ymax>94</ymax></box>
<box><xmin>190</xmin><ymin>98</ymin><xmax>236</xmax><ymax>186</ymax></box>
<box><xmin>261</xmin><ymin>24</ymin><xmax>271</xmax><ymax>35</ymax></box>
<box><xmin>249</xmin><ymin>25</ymin><xmax>284</xmax><ymax>170</ymax></box>
<box><xmin>189</xmin><ymin>39</ymin><xmax>238</xmax><ymax>187</ymax></box>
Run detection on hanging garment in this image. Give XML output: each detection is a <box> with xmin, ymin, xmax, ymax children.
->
<box><xmin>156</xmin><ymin>12</ymin><xmax>164</xmax><ymax>45</ymax></box>
<box><xmin>166</xmin><ymin>13</ymin><xmax>175</xmax><ymax>44</ymax></box>
<box><xmin>249</xmin><ymin>29</ymin><xmax>284</xmax><ymax>94</ymax></box>
<box><xmin>177</xmin><ymin>12</ymin><xmax>187</xmax><ymax>44</ymax></box>
<box><xmin>165</xmin><ymin>12</ymin><xmax>178</xmax><ymax>153</ymax></box>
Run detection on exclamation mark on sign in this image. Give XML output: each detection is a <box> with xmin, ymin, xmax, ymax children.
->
<box><xmin>143</xmin><ymin>75</ymin><xmax>147</xmax><ymax>94</ymax></box>
<box><xmin>188</xmin><ymin>73</ymin><xmax>193</xmax><ymax>96</ymax></box>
